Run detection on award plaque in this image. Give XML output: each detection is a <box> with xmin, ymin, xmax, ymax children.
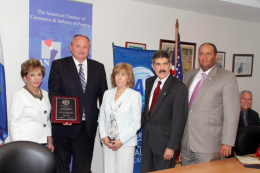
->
<box><xmin>51</xmin><ymin>96</ymin><xmax>80</xmax><ymax>124</ymax></box>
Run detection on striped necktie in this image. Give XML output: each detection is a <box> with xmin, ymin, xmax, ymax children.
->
<box><xmin>79</xmin><ymin>64</ymin><xmax>86</xmax><ymax>93</ymax></box>
<box><xmin>79</xmin><ymin>64</ymin><xmax>86</xmax><ymax>120</ymax></box>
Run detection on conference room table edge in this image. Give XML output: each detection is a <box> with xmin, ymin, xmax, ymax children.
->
<box><xmin>149</xmin><ymin>154</ymin><xmax>260</xmax><ymax>173</ymax></box>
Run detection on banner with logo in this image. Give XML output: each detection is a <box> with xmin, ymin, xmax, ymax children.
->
<box><xmin>113</xmin><ymin>45</ymin><xmax>156</xmax><ymax>173</ymax></box>
<box><xmin>0</xmin><ymin>35</ymin><xmax>8</xmax><ymax>142</ymax></box>
<box><xmin>29</xmin><ymin>0</ymin><xmax>92</xmax><ymax>91</ymax></box>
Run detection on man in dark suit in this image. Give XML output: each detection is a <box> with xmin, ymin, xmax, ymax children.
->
<box><xmin>48</xmin><ymin>35</ymin><xmax>107</xmax><ymax>173</ymax></box>
<box><xmin>238</xmin><ymin>90</ymin><xmax>260</xmax><ymax>127</ymax></box>
<box><xmin>140</xmin><ymin>50</ymin><xmax>188</xmax><ymax>173</ymax></box>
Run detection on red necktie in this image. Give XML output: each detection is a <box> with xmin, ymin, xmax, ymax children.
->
<box><xmin>149</xmin><ymin>81</ymin><xmax>162</xmax><ymax>116</ymax></box>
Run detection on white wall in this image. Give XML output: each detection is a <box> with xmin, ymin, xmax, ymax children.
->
<box><xmin>1</xmin><ymin>0</ymin><xmax>260</xmax><ymax>172</ymax></box>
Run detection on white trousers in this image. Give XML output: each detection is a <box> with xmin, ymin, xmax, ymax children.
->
<box><xmin>103</xmin><ymin>145</ymin><xmax>135</xmax><ymax>173</ymax></box>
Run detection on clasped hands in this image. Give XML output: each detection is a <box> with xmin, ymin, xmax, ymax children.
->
<box><xmin>102</xmin><ymin>137</ymin><xmax>123</xmax><ymax>151</ymax></box>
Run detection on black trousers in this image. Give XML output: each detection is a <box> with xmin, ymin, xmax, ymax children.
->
<box><xmin>53</xmin><ymin>123</ymin><xmax>95</xmax><ymax>173</ymax></box>
<box><xmin>140</xmin><ymin>135</ymin><xmax>177</xmax><ymax>173</ymax></box>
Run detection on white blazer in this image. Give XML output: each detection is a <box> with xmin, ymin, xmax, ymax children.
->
<box><xmin>98</xmin><ymin>87</ymin><xmax>142</xmax><ymax>147</ymax></box>
<box><xmin>9</xmin><ymin>88</ymin><xmax>51</xmax><ymax>144</ymax></box>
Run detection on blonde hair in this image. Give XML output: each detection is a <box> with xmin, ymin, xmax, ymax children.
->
<box><xmin>111</xmin><ymin>63</ymin><xmax>135</xmax><ymax>88</ymax></box>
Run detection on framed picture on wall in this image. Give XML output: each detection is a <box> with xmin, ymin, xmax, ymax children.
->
<box><xmin>232</xmin><ymin>54</ymin><xmax>254</xmax><ymax>77</ymax></box>
<box><xmin>125</xmin><ymin>42</ymin><xmax>146</xmax><ymax>50</ymax></box>
<box><xmin>216</xmin><ymin>51</ymin><xmax>226</xmax><ymax>69</ymax></box>
<box><xmin>159</xmin><ymin>39</ymin><xmax>196</xmax><ymax>73</ymax></box>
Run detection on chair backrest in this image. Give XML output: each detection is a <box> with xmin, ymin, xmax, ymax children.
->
<box><xmin>235</xmin><ymin>126</ymin><xmax>260</xmax><ymax>155</ymax></box>
<box><xmin>0</xmin><ymin>141</ymin><xmax>56</xmax><ymax>173</ymax></box>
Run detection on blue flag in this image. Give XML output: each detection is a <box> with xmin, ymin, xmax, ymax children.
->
<box><xmin>113</xmin><ymin>45</ymin><xmax>156</xmax><ymax>111</ymax></box>
<box><xmin>0</xmin><ymin>36</ymin><xmax>8</xmax><ymax>141</ymax></box>
<box><xmin>172</xmin><ymin>34</ymin><xmax>183</xmax><ymax>81</ymax></box>
<box><xmin>113</xmin><ymin>44</ymin><xmax>156</xmax><ymax>173</ymax></box>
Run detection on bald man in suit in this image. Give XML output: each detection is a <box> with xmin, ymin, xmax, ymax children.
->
<box><xmin>49</xmin><ymin>35</ymin><xmax>107</xmax><ymax>173</ymax></box>
<box><xmin>181</xmin><ymin>43</ymin><xmax>240</xmax><ymax>165</ymax></box>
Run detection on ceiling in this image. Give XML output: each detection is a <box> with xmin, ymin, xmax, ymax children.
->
<box><xmin>132</xmin><ymin>0</ymin><xmax>260</xmax><ymax>23</ymax></box>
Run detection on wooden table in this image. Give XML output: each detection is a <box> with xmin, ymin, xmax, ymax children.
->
<box><xmin>150</xmin><ymin>154</ymin><xmax>260</xmax><ymax>173</ymax></box>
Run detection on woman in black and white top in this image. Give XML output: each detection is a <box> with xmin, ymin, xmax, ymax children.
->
<box><xmin>9</xmin><ymin>58</ymin><xmax>54</xmax><ymax>152</ymax></box>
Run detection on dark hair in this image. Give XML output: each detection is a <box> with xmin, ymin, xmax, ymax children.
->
<box><xmin>199</xmin><ymin>43</ymin><xmax>217</xmax><ymax>55</ymax></box>
<box><xmin>111</xmin><ymin>63</ymin><xmax>135</xmax><ymax>88</ymax></box>
<box><xmin>21</xmin><ymin>58</ymin><xmax>45</xmax><ymax>77</ymax></box>
<box><xmin>151</xmin><ymin>50</ymin><xmax>171</xmax><ymax>64</ymax></box>
<box><xmin>71</xmin><ymin>34</ymin><xmax>91</xmax><ymax>46</ymax></box>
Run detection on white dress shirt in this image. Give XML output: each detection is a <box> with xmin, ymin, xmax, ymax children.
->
<box><xmin>148</xmin><ymin>73</ymin><xmax>170</xmax><ymax>110</ymax></box>
<box><xmin>72</xmin><ymin>56</ymin><xmax>87</xmax><ymax>82</ymax></box>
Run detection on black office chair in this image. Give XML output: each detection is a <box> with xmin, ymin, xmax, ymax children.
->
<box><xmin>0</xmin><ymin>141</ymin><xmax>56</xmax><ymax>173</ymax></box>
<box><xmin>235</xmin><ymin>126</ymin><xmax>260</xmax><ymax>155</ymax></box>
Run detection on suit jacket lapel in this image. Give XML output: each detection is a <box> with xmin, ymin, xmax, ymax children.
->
<box><xmin>67</xmin><ymin>57</ymin><xmax>82</xmax><ymax>90</ymax></box>
<box><xmin>150</xmin><ymin>75</ymin><xmax>172</xmax><ymax>117</ymax></box>
<box><xmin>85</xmin><ymin>59</ymin><xmax>94</xmax><ymax>95</ymax></box>
<box><xmin>192</xmin><ymin>65</ymin><xmax>218</xmax><ymax>107</ymax></box>
<box><xmin>109</xmin><ymin>88</ymin><xmax>131</xmax><ymax>110</ymax></box>
<box><xmin>108</xmin><ymin>88</ymin><xmax>116</xmax><ymax>108</ymax></box>
<box><xmin>145</xmin><ymin>77</ymin><xmax>156</xmax><ymax>118</ymax></box>
<box><xmin>115</xmin><ymin>87</ymin><xmax>130</xmax><ymax>107</ymax></box>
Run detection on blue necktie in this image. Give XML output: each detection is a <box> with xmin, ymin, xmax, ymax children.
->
<box><xmin>79</xmin><ymin>64</ymin><xmax>86</xmax><ymax>120</ymax></box>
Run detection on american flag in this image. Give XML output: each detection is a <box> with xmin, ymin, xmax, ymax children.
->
<box><xmin>171</xmin><ymin>33</ymin><xmax>183</xmax><ymax>81</ymax></box>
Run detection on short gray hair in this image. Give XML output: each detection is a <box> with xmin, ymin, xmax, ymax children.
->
<box><xmin>71</xmin><ymin>34</ymin><xmax>91</xmax><ymax>46</ymax></box>
<box><xmin>240</xmin><ymin>90</ymin><xmax>252</xmax><ymax>97</ymax></box>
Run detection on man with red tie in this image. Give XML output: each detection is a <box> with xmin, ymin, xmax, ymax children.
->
<box><xmin>140</xmin><ymin>50</ymin><xmax>188</xmax><ymax>173</ymax></box>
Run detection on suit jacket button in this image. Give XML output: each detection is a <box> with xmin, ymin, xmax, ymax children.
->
<box><xmin>43</xmin><ymin>124</ymin><xmax>46</xmax><ymax>127</ymax></box>
<box><xmin>44</xmin><ymin>110</ymin><xmax>47</xmax><ymax>114</ymax></box>
<box><xmin>83</xmin><ymin>97</ymin><xmax>86</xmax><ymax>99</ymax></box>
<box><xmin>190</xmin><ymin>109</ymin><xmax>192</xmax><ymax>112</ymax></box>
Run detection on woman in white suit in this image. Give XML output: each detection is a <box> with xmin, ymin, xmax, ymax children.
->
<box><xmin>9</xmin><ymin>58</ymin><xmax>54</xmax><ymax>152</ymax></box>
<box><xmin>98</xmin><ymin>63</ymin><xmax>142</xmax><ymax>173</ymax></box>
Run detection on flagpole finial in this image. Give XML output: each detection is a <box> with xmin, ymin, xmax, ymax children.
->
<box><xmin>176</xmin><ymin>19</ymin><xmax>179</xmax><ymax>28</ymax></box>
